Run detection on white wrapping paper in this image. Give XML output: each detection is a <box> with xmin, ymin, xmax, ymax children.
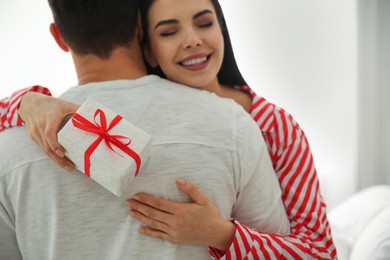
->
<box><xmin>58</xmin><ymin>98</ymin><xmax>152</xmax><ymax>196</ymax></box>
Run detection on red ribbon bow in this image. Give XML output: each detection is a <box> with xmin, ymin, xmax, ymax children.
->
<box><xmin>71</xmin><ymin>109</ymin><xmax>141</xmax><ymax>177</ymax></box>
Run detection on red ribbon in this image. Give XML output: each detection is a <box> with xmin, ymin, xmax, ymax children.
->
<box><xmin>71</xmin><ymin>109</ymin><xmax>141</xmax><ymax>177</ymax></box>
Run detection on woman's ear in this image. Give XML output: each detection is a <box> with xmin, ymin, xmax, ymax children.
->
<box><xmin>144</xmin><ymin>47</ymin><xmax>158</xmax><ymax>68</ymax></box>
<box><xmin>49</xmin><ymin>23</ymin><xmax>69</xmax><ymax>52</ymax></box>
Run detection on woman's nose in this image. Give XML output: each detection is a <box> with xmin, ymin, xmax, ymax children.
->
<box><xmin>182</xmin><ymin>29</ymin><xmax>202</xmax><ymax>49</ymax></box>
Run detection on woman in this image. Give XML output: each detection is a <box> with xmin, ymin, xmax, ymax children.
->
<box><xmin>0</xmin><ymin>0</ymin><xmax>336</xmax><ymax>258</ymax></box>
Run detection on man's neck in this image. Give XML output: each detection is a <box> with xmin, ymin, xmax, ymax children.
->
<box><xmin>72</xmin><ymin>46</ymin><xmax>148</xmax><ymax>85</ymax></box>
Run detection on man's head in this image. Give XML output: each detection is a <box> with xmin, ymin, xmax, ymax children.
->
<box><xmin>48</xmin><ymin>0</ymin><xmax>140</xmax><ymax>59</ymax></box>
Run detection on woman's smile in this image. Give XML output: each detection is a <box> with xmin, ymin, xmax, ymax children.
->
<box><xmin>178</xmin><ymin>53</ymin><xmax>212</xmax><ymax>71</ymax></box>
<box><xmin>146</xmin><ymin>0</ymin><xmax>224</xmax><ymax>90</ymax></box>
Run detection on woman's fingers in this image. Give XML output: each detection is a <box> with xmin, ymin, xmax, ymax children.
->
<box><xmin>125</xmin><ymin>198</ymin><xmax>176</xmax><ymax>227</ymax></box>
<box><xmin>175</xmin><ymin>178</ymin><xmax>209</xmax><ymax>205</ymax></box>
<box><xmin>138</xmin><ymin>226</ymin><xmax>173</xmax><ymax>242</ymax></box>
<box><xmin>19</xmin><ymin>92</ymin><xmax>78</xmax><ymax>171</ymax></box>
<box><xmin>130</xmin><ymin>193</ymin><xmax>183</xmax><ymax>214</ymax></box>
<box><xmin>47</xmin><ymin>150</ymin><xmax>73</xmax><ymax>170</ymax></box>
<box><xmin>43</xmin><ymin>112</ymin><xmax>75</xmax><ymax>171</ymax></box>
<box><xmin>129</xmin><ymin>209</ymin><xmax>171</xmax><ymax>234</ymax></box>
<box><xmin>124</xmin><ymin>179</ymin><xmax>230</xmax><ymax>247</ymax></box>
<box><xmin>45</xmin><ymin>112</ymin><xmax>65</xmax><ymax>155</ymax></box>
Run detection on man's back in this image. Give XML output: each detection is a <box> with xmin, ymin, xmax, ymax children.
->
<box><xmin>0</xmin><ymin>75</ymin><xmax>289</xmax><ymax>259</ymax></box>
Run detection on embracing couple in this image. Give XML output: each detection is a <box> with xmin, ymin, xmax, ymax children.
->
<box><xmin>0</xmin><ymin>0</ymin><xmax>336</xmax><ymax>259</ymax></box>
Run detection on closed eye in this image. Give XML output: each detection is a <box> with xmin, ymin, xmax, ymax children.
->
<box><xmin>199</xmin><ymin>21</ymin><xmax>213</xmax><ymax>28</ymax></box>
<box><xmin>160</xmin><ymin>30</ymin><xmax>177</xmax><ymax>37</ymax></box>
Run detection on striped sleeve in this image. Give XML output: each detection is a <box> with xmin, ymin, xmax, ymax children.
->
<box><xmin>209</xmin><ymin>86</ymin><xmax>337</xmax><ymax>259</ymax></box>
<box><xmin>0</xmin><ymin>86</ymin><xmax>52</xmax><ymax>132</ymax></box>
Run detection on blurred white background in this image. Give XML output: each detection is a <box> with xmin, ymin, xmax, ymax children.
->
<box><xmin>0</xmin><ymin>0</ymin><xmax>360</xmax><ymax>209</ymax></box>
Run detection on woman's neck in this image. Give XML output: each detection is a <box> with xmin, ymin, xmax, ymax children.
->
<box><xmin>203</xmin><ymin>80</ymin><xmax>252</xmax><ymax>112</ymax></box>
<box><xmin>217</xmin><ymin>85</ymin><xmax>253</xmax><ymax>112</ymax></box>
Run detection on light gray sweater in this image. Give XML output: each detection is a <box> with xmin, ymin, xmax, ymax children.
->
<box><xmin>0</xmin><ymin>75</ymin><xmax>289</xmax><ymax>260</ymax></box>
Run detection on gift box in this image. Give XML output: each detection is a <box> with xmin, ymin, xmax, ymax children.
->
<box><xmin>58</xmin><ymin>98</ymin><xmax>152</xmax><ymax>197</ymax></box>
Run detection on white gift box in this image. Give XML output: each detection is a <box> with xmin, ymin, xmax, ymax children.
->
<box><xmin>58</xmin><ymin>98</ymin><xmax>152</xmax><ymax>197</ymax></box>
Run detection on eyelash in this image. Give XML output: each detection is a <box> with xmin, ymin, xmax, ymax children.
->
<box><xmin>199</xmin><ymin>21</ymin><xmax>213</xmax><ymax>28</ymax></box>
<box><xmin>160</xmin><ymin>31</ymin><xmax>177</xmax><ymax>37</ymax></box>
<box><xmin>159</xmin><ymin>21</ymin><xmax>213</xmax><ymax>37</ymax></box>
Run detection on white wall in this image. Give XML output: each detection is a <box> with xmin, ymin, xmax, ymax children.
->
<box><xmin>0</xmin><ymin>0</ymin><xmax>358</xmax><ymax>209</ymax></box>
<box><xmin>0</xmin><ymin>0</ymin><xmax>76</xmax><ymax>96</ymax></box>
<box><xmin>220</xmin><ymin>1</ymin><xmax>358</xmax><ymax>209</ymax></box>
<box><xmin>358</xmin><ymin>0</ymin><xmax>390</xmax><ymax>188</ymax></box>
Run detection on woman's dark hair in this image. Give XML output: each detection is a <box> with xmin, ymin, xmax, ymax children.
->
<box><xmin>139</xmin><ymin>0</ymin><xmax>248</xmax><ymax>87</ymax></box>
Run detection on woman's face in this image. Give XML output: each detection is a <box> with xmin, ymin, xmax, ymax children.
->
<box><xmin>146</xmin><ymin>0</ymin><xmax>224</xmax><ymax>90</ymax></box>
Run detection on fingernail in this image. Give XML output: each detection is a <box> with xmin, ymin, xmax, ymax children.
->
<box><xmin>176</xmin><ymin>178</ymin><xmax>186</xmax><ymax>185</ymax></box>
<box><xmin>56</xmin><ymin>150</ymin><xmax>65</xmax><ymax>158</ymax></box>
<box><xmin>65</xmin><ymin>166</ymin><xmax>74</xmax><ymax>172</ymax></box>
<box><xmin>129</xmin><ymin>211</ymin><xmax>136</xmax><ymax>217</ymax></box>
<box><xmin>133</xmin><ymin>194</ymin><xmax>140</xmax><ymax>200</ymax></box>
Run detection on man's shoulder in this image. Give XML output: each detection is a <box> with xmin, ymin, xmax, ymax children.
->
<box><xmin>0</xmin><ymin>127</ymin><xmax>46</xmax><ymax>176</ymax></box>
<box><xmin>159</xmin><ymin>80</ymin><xmax>247</xmax><ymax>112</ymax></box>
<box><xmin>0</xmin><ymin>127</ymin><xmax>30</xmax><ymax>150</ymax></box>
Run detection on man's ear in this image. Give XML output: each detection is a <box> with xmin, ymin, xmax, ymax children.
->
<box><xmin>144</xmin><ymin>47</ymin><xmax>158</xmax><ymax>68</ymax></box>
<box><xmin>49</xmin><ymin>23</ymin><xmax>69</xmax><ymax>52</ymax></box>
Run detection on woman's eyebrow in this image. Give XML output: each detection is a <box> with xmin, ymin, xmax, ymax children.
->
<box><xmin>155</xmin><ymin>19</ymin><xmax>178</xmax><ymax>29</ymax></box>
<box><xmin>193</xmin><ymin>9</ymin><xmax>213</xmax><ymax>20</ymax></box>
<box><xmin>154</xmin><ymin>9</ymin><xmax>213</xmax><ymax>29</ymax></box>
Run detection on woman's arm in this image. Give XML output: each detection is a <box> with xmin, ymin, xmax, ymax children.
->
<box><xmin>211</xmin><ymin>135</ymin><xmax>336</xmax><ymax>259</ymax></box>
<box><xmin>0</xmin><ymin>86</ymin><xmax>51</xmax><ymax>132</ymax></box>
<box><xmin>124</xmin><ymin>132</ymin><xmax>336</xmax><ymax>260</ymax></box>
<box><xmin>125</xmin><ymin>110</ymin><xmax>291</xmax><ymax>254</ymax></box>
<box><xmin>1</xmin><ymin>87</ymin><xmax>78</xmax><ymax>170</ymax></box>
<box><xmin>124</xmin><ymin>91</ymin><xmax>337</xmax><ymax>259</ymax></box>
<box><xmin>222</xmin><ymin>92</ymin><xmax>337</xmax><ymax>259</ymax></box>
<box><xmin>126</xmin><ymin>178</ymin><xmax>237</xmax><ymax>251</ymax></box>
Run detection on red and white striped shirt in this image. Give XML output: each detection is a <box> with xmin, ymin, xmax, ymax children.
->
<box><xmin>0</xmin><ymin>86</ymin><xmax>52</xmax><ymax>132</ymax></box>
<box><xmin>0</xmin><ymin>85</ymin><xmax>337</xmax><ymax>259</ymax></box>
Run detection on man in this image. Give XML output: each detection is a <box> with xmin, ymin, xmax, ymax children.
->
<box><xmin>0</xmin><ymin>0</ymin><xmax>289</xmax><ymax>259</ymax></box>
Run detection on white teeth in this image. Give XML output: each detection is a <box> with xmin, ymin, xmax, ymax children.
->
<box><xmin>182</xmin><ymin>56</ymin><xmax>207</xmax><ymax>66</ymax></box>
